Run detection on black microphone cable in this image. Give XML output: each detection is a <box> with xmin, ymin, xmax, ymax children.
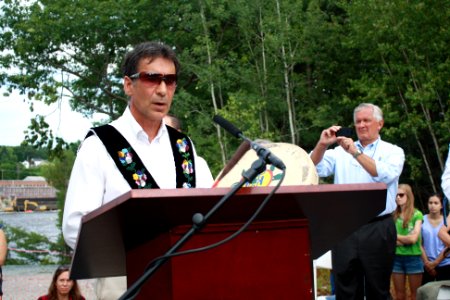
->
<box><xmin>140</xmin><ymin>115</ymin><xmax>289</xmax><ymax>265</ymax></box>
<box><xmin>121</xmin><ymin>115</ymin><xmax>287</xmax><ymax>300</ymax></box>
<box><xmin>141</xmin><ymin>170</ymin><xmax>285</xmax><ymax>272</ymax></box>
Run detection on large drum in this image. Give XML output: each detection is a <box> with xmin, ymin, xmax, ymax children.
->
<box><xmin>214</xmin><ymin>141</ymin><xmax>318</xmax><ymax>187</ymax></box>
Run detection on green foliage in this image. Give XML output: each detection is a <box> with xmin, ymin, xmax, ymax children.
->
<box><xmin>0</xmin><ymin>145</ymin><xmax>75</xmax><ymax>265</ymax></box>
<box><xmin>23</xmin><ymin>115</ymin><xmax>70</xmax><ymax>160</ymax></box>
<box><xmin>339</xmin><ymin>0</ymin><xmax>450</xmax><ymax>203</ymax></box>
<box><xmin>0</xmin><ymin>0</ymin><xmax>448</xmax><ymax>205</ymax></box>
<box><xmin>0</xmin><ymin>145</ymin><xmax>48</xmax><ymax>179</ymax></box>
<box><xmin>41</xmin><ymin>149</ymin><xmax>76</xmax><ymax>226</ymax></box>
<box><xmin>0</xmin><ymin>147</ymin><xmax>18</xmax><ymax>180</ymax></box>
<box><xmin>4</xmin><ymin>225</ymin><xmax>69</xmax><ymax>265</ymax></box>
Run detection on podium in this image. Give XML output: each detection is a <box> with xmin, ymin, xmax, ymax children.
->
<box><xmin>70</xmin><ymin>183</ymin><xmax>386</xmax><ymax>299</ymax></box>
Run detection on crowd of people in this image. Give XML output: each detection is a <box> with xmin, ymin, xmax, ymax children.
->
<box><xmin>310</xmin><ymin>102</ymin><xmax>450</xmax><ymax>300</ymax></box>
<box><xmin>391</xmin><ymin>187</ymin><xmax>450</xmax><ymax>300</ymax></box>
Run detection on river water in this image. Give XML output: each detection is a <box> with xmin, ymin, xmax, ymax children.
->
<box><xmin>0</xmin><ymin>210</ymin><xmax>60</xmax><ymax>242</ymax></box>
<box><xmin>0</xmin><ymin>210</ymin><xmax>61</xmax><ymax>265</ymax></box>
<box><xmin>0</xmin><ymin>211</ymin><xmax>97</xmax><ymax>299</ymax></box>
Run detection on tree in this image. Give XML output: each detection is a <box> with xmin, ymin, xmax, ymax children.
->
<box><xmin>340</xmin><ymin>0</ymin><xmax>450</xmax><ymax>204</ymax></box>
<box><xmin>1</xmin><ymin>0</ymin><xmax>448</xmax><ymax>204</ymax></box>
<box><xmin>41</xmin><ymin>148</ymin><xmax>77</xmax><ymax>260</ymax></box>
<box><xmin>0</xmin><ymin>146</ymin><xmax>19</xmax><ymax>179</ymax></box>
<box><xmin>0</xmin><ymin>145</ymin><xmax>48</xmax><ymax>179</ymax></box>
<box><xmin>0</xmin><ymin>0</ymin><xmax>164</xmax><ymax>151</ymax></box>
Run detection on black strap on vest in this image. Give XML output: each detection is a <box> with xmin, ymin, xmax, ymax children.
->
<box><xmin>86</xmin><ymin>124</ymin><xmax>196</xmax><ymax>189</ymax></box>
<box><xmin>166</xmin><ymin>125</ymin><xmax>197</xmax><ymax>188</ymax></box>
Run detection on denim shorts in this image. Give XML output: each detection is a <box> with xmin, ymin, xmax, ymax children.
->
<box><xmin>392</xmin><ymin>255</ymin><xmax>424</xmax><ymax>274</ymax></box>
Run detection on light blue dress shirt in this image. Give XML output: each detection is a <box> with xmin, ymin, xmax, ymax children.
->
<box><xmin>314</xmin><ymin>137</ymin><xmax>405</xmax><ymax>216</ymax></box>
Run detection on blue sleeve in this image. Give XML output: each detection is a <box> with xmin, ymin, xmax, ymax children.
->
<box><xmin>313</xmin><ymin>148</ymin><xmax>338</xmax><ymax>177</ymax></box>
<box><xmin>373</xmin><ymin>143</ymin><xmax>405</xmax><ymax>185</ymax></box>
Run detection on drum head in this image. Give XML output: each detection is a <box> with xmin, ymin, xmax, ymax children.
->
<box><xmin>215</xmin><ymin>142</ymin><xmax>318</xmax><ymax>187</ymax></box>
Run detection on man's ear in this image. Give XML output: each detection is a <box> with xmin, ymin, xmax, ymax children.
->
<box><xmin>378</xmin><ymin>120</ymin><xmax>384</xmax><ymax>130</ymax></box>
<box><xmin>123</xmin><ymin>77</ymin><xmax>133</xmax><ymax>96</ymax></box>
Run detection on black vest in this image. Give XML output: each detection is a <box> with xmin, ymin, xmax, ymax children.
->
<box><xmin>86</xmin><ymin>124</ymin><xmax>196</xmax><ymax>189</ymax></box>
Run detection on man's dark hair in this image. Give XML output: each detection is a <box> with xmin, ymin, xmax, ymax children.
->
<box><xmin>121</xmin><ymin>41</ymin><xmax>180</xmax><ymax>77</ymax></box>
<box><xmin>165</xmin><ymin>114</ymin><xmax>182</xmax><ymax>131</ymax></box>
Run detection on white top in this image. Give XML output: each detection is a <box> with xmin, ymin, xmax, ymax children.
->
<box><xmin>443</xmin><ymin>146</ymin><xmax>450</xmax><ymax>200</ymax></box>
<box><xmin>314</xmin><ymin>137</ymin><xmax>404</xmax><ymax>216</ymax></box>
<box><xmin>62</xmin><ymin>107</ymin><xmax>214</xmax><ymax>249</ymax></box>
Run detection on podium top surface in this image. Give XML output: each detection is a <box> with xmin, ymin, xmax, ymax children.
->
<box><xmin>70</xmin><ymin>183</ymin><xmax>387</xmax><ymax>279</ymax></box>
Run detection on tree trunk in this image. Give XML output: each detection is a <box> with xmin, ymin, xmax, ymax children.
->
<box><xmin>382</xmin><ymin>56</ymin><xmax>437</xmax><ymax>192</ymax></box>
<box><xmin>199</xmin><ymin>0</ymin><xmax>227</xmax><ymax>166</ymax></box>
<box><xmin>275</xmin><ymin>0</ymin><xmax>296</xmax><ymax>144</ymax></box>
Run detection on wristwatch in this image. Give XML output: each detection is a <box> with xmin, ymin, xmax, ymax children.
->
<box><xmin>353</xmin><ymin>149</ymin><xmax>362</xmax><ymax>159</ymax></box>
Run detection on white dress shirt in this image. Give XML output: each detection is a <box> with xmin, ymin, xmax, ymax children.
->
<box><xmin>314</xmin><ymin>137</ymin><xmax>404</xmax><ymax>216</ymax></box>
<box><xmin>62</xmin><ymin>107</ymin><xmax>214</xmax><ymax>249</ymax></box>
<box><xmin>443</xmin><ymin>146</ymin><xmax>450</xmax><ymax>200</ymax></box>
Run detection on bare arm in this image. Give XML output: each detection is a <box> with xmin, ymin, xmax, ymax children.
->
<box><xmin>0</xmin><ymin>229</ymin><xmax>8</xmax><ymax>266</ymax></box>
<box><xmin>432</xmin><ymin>247</ymin><xmax>450</xmax><ymax>267</ymax></box>
<box><xmin>439</xmin><ymin>223</ymin><xmax>450</xmax><ymax>247</ymax></box>
<box><xmin>397</xmin><ymin>220</ymin><xmax>422</xmax><ymax>245</ymax></box>
<box><xmin>421</xmin><ymin>243</ymin><xmax>438</xmax><ymax>276</ymax></box>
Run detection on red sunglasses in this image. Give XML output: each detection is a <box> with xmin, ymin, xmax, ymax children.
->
<box><xmin>129</xmin><ymin>72</ymin><xmax>177</xmax><ymax>87</ymax></box>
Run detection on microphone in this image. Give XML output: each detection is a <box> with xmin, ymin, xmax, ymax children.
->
<box><xmin>213</xmin><ymin>115</ymin><xmax>286</xmax><ymax>170</ymax></box>
<box><xmin>213</xmin><ymin>115</ymin><xmax>242</xmax><ymax>138</ymax></box>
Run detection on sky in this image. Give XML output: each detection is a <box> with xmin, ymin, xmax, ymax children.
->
<box><xmin>0</xmin><ymin>89</ymin><xmax>106</xmax><ymax>146</ymax></box>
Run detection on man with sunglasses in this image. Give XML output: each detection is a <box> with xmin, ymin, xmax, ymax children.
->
<box><xmin>62</xmin><ymin>41</ymin><xmax>214</xmax><ymax>300</ymax></box>
<box><xmin>310</xmin><ymin>103</ymin><xmax>405</xmax><ymax>299</ymax></box>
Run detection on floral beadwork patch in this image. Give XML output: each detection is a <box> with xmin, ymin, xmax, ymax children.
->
<box><xmin>118</xmin><ymin>148</ymin><xmax>152</xmax><ymax>189</ymax></box>
<box><xmin>176</xmin><ymin>138</ymin><xmax>194</xmax><ymax>188</ymax></box>
<box><xmin>118</xmin><ymin>148</ymin><xmax>133</xmax><ymax>166</ymax></box>
<box><xmin>133</xmin><ymin>169</ymin><xmax>149</xmax><ymax>188</ymax></box>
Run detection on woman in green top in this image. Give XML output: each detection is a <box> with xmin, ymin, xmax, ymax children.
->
<box><xmin>392</xmin><ymin>183</ymin><xmax>424</xmax><ymax>300</ymax></box>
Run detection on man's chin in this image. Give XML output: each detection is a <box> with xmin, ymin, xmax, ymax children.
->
<box><xmin>148</xmin><ymin>111</ymin><xmax>168</xmax><ymax>121</ymax></box>
<box><xmin>357</xmin><ymin>136</ymin><xmax>370</xmax><ymax>145</ymax></box>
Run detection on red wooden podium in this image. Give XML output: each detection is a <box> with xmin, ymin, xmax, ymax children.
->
<box><xmin>69</xmin><ymin>184</ymin><xmax>386</xmax><ymax>300</ymax></box>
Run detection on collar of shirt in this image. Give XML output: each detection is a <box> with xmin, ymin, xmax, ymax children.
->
<box><xmin>121</xmin><ymin>106</ymin><xmax>167</xmax><ymax>145</ymax></box>
<box><xmin>112</xmin><ymin>107</ymin><xmax>176</xmax><ymax>188</ymax></box>
<box><xmin>355</xmin><ymin>137</ymin><xmax>381</xmax><ymax>158</ymax></box>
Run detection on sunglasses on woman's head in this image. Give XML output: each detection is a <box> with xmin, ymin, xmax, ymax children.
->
<box><xmin>129</xmin><ymin>72</ymin><xmax>177</xmax><ymax>88</ymax></box>
<box><xmin>397</xmin><ymin>193</ymin><xmax>405</xmax><ymax>198</ymax></box>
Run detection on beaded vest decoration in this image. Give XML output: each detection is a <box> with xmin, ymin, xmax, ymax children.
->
<box><xmin>86</xmin><ymin>124</ymin><xmax>196</xmax><ymax>189</ymax></box>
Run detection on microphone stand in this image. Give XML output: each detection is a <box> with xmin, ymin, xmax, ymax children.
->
<box><xmin>119</xmin><ymin>157</ymin><xmax>268</xmax><ymax>300</ymax></box>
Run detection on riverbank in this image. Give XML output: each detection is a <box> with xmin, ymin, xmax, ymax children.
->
<box><xmin>2</xmin><ymin>265</ymin><xmax>96</xmax><ymax>299</ymax></box>
<box><xmin>0</xmin><ymin>212</ymin><xmax>95</xmax><ymax>299</ymax></box>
